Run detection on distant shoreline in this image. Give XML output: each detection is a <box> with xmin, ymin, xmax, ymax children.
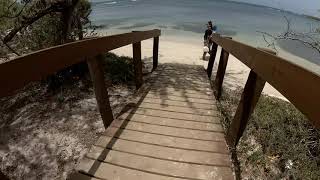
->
<box><xmin>303</xmin><ymin>15</ymin><xmax>320</xmax><ymax>21</ymax></box>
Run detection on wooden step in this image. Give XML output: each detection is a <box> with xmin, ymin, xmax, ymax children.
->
<box><xmin>102</xmin><ymin>127</ymin><xmax>228</xmax><ymax>153</ymax></box>
<box><xmin>82</xmin><ymin>150</ymin><xmax>234</xmax><ymax>180</ymax></box>
<box><xmin>145</xmin><ymin>94</ymin><xmax>215</xmax><ymax>104</ymax></box>
<box><xmin>77</xmin><ymin>158</ymin><xmax>186</xmax><ymax>180</ymax></box>
<box><xmin>150</xmin><ymin>81</ymin><xmax>212</xmax><ymax>89</ymax></box>
<box><xmin>117</xmin><ymin>113</ymin><xmax>221</xmax><ymax>131</ymax></box>
<box><xmin>151</xmin><ymin>82</ymin><xmax>212</xmax><ymax>93</ymax></box>
<box><xmin>149</xmin><ymin>87</ymin><xmax>213</xmax><ymax>95</ymax></box>
<box><xmin>131</xmin><ymin>108</ymin><xmax>218</xmax><ymax>123</ymax></box>
<box><xmin>142</xmin><ymin>98</ymin><xmax>215</xmax><ymax>110</ymax></box>
<box><xmin>72</xmin><ymin>64</ymin><xmax>234</xmax><ymax>180</ymax></box>
<box><xmin>90</xmin><ymin>139</ymin><xmax>232</xmax><ymax>166</ymax></box>
<box><xmin>110</xmin><ymin>120</ymin><xmax>224</xmax><ymax>140</ymax></box>
<box><xmin>146</xmin><ymin>91</ymin><xmax>215</xmax><ymax>100</ymax></box>
<box><xmin>135</xmin><ymin>102</ymin><xmax>217</xmax><ymax>116</ymax></box>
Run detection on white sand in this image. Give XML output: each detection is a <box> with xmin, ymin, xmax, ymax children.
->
<box><xmin>111</xmin><ymin>36</ymin><xmax>291</xmax><ymax>100</ymax></box>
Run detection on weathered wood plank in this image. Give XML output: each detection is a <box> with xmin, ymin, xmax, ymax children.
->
<box><xmin>87</xmin><ymin>55</ymin><xmax>114</xmax><ymax>128</ymax></box>
<box><xmin>142</xmin><ymin>98</ymin><xmax>216</xmax><ymax>110</ymax></box>
<box><xmin>72</xmin><ymin>64</ymin><xmax>234</xmax><ymax>180</ymax></box>
<box><xmin>214</xmin><ymin>48</ymin><xmax>230</xmax><ymax>100</ymax></box>
<box><xmin>153</xmin><ymin>36</ymin><xmax>159</xmax><ymax>71</ymax></box>
<box><xmin>110</xmin><ymin>120</ymin><xmax>224</xmax><ymax>140</ymax></box>
<box><xmin>145</xmin><ymin>93</ymin><xmax>216</xmax><ymax>104</ymax></box>
<box><xmin>133</xmin><ymin>41</ymin><xmax>143</xmax><ymax>89</ymax></box>
<box><xmin>89</xmin><ymin>140</ymin><xmax>231</xmax><ymax>166</ymax></box>
<box><xmin>77</xmin><ymin>157</ymin><xmax>183</xmax><ymax>180</ymax></box>
<box><xmin>207</xmin><ymin>42</ymin><xmax>218</xmax><ymax>78</ymax></box>
<box><xmin>0</xmin><ymin>29</ymin><xmax>161</xmax><ymax>98</ymax></box>
<box><xmin>132</xmin><ymin>101</ymin><xmax>217</xmax><ymax>116</ymax></box>
<box><xmin>117</xmin><ymin>113</ymin><xmax>221</xmax><ymax>131</ymax></box>
<box><xmin>225</xmin><ymin>48</ymin><xmax>276</xmax><ymax>148</ymax></box>
<box><xmin>226</xmin><ymin>70</ymin><xmax>266</xmax><ymax>147</ymax></box>
<box><xmin>85</xmin><ymin>149</ymin><xmax>234</xmax><ymax>180</ymax></box>
<box><xmin>211</xmin><ymin>34</ymin><xmax>320</xmax><ymax>127</ymax></box>
<box><xmin>102</xmin><ymin>128</ymin><xmax>228</xmax><ymax>152</ymax></box>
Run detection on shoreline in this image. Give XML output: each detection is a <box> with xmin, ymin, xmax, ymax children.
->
<box><xmin>110</xmin><ymin>36</ymin><xmax>291</xmax><ymax>100</ymax></box>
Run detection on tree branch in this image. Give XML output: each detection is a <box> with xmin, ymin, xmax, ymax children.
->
<box><xmin>2</xmin><ymin>2</ymin><xmax>65</xmax><ymax>44</ymax></box>
<box><xmin>257</xmin><ymin>15</ymin><xmax>320</xmax><ymax>55</ymax></box>
<box><xmin>0</xmin><ymin>1</ymin><xmax>29</xmax><ymax>19</ymax></box>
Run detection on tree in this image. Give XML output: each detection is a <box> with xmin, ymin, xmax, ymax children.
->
<box><xmin>0</xmin><ymin>0</ymin><xmax>92</xmax><ymax>58</ymax></box>
<box><xmin>0</xmin><ymin>0</ymin><xmax>93</xmax><ymax>91</ymax></box>
<box><xmin>257</xmin><ymin>15</ymin><xmax>320</xmax><ymax>55</ymax></box>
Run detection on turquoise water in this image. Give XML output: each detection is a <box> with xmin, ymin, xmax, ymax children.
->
<box><xmin>90</xmin><ymin>0</ymin><xmax>320</xmax><ymax>65</ymax></box>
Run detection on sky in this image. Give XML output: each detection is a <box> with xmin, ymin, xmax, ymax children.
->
<box><xmin>231</xmin><ymin>0</ymin><xmax>320</xmax><ymax>16</ymax></box>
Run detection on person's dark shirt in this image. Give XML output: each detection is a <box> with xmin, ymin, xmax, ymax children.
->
<box><xmin>204</xmin><ymin>29</ymin><xmax>212</xmax><ymax>40</ymax></box>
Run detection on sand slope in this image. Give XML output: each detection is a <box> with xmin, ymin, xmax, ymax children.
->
<box><xmin>111</xmin><ymin>37</ymin><xmax>287</xmax><ymax>100</ymax></box>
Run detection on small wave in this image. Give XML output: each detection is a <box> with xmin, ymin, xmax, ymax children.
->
<box><xmin>103</xmin><ymin>1</ymin><xmax>117</xmax><ymax>5</ymax></box>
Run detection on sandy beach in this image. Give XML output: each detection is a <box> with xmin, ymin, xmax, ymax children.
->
<box><xmin>111</xmin><ymin>35</ymin><xmax>290</xmax><ymax>100</ymax></box>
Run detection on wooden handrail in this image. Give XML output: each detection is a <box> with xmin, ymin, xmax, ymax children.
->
<box><xmin>0</xmin><ymin>29</ymin><xmax>161</xmax><ymax>98</ymax></box>
<box><xmin>0</xmin><ymin>29</ymin><xmax>160</xmax><ymax>129</ymax></box>
<box><xmin>209</xmin><ymin>34</ymin><xmax>320</xmax><ymax>130</ymax></box>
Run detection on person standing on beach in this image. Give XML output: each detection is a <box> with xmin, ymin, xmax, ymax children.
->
<box><xmin>203</xmin><ymin>21</ymin><xmax>213</xmax><ymax>60</ymax></box>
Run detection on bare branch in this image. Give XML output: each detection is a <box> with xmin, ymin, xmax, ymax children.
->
<box><xmin>0</xmin><ymin>37</ymin><xmax>20</xmax><ymax>56</ymax></box>
<box><xmin>257</xmin><ymin>15</ymin><xmax>320</xmax><ymax>55</ymax></box>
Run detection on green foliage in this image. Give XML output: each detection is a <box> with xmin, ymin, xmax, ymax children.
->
<box><xmin>219</xmin><ymin>88</ymin><xmax>320</xmax><ymax>179</ymax></box>
<box><xmin>251</xmin><ymin>96</ymin><xmax>320</xmax><ymax>179</ymax></box>
<box><xmin>17</xmin><ymin>14</ymin><xmax>63</xmax><ymax>52</ymax></box>
<box><xmin>103</xmin><ymin>53</ymin><xmax>134</xmax><ymax>84</ymax></box>
<box><xmin>0</xmin><ymin>0</ymin><xmax>19</xmax><ymax>28</ymax></box>
<box><xmin>0</xmin><ymin>0</ymin><xmax>92</xmax><ymax>54</ymax></box>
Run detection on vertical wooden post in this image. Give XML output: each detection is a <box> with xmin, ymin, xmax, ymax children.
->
<box><xmin>87</xmin><ymin>54</ymin><xmax>114</xmax><ymax>129</ymax></box>
<box><xmin>132</xmin><ymin>41</ymin><xmax>143</xmax><ymax>89</ymax></box>
<box><xmin>226</xmin><ymin>48</ymin><xmax>276</xmax><ymax>148</ymax></box>
<box><xmin>207</xmin><ymin>42</ymin><xmax>218</xmax><ymax>78</ymax></box>
<box><xmin>214</xmin><ymin>48</ymin><xmax>230</xmax><ymax>100</ymax></box>
<box><xmin>152</xmin><ymin>36</ymin><xmax>159</xmax><ymax>71</ymax></box>
<box><xmin>226</xmin><ymin>70</ymin><xmax>266</xmax><ymax>148</ymax></box>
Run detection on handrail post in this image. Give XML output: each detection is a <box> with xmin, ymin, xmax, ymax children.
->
<box><xmin>207</xmin><ymin>42</ymin><xmax>218</xmax><ymax>78</ymax></box>
<box><xmin>213</xmin><ymin>37</ymin><xmax>232</xmax><ymax>100</ymax></box>
<box><xmin>87</xmin><ymin>54</ymin><xmax>114</xmax><ymax>129</ymax></box>
<box><xmin>214</xmin><ymin>45</ymin><xmax>231</xmax><ymax>100</ymax></box>
<box><xmin>132</xmin><ymin>41</ymin><xmax>143</xmax><ymax>89</ymax></box>
<box><xmin>152</xmin><ymin>36</ymin><xmax>159</xmax><ymax>71</ymax></box>
<box><xmin>226</xmin><ymin>48</ymin><xmax>276</xmax><ymax>148</ymax></box>
<box><xmin>226</xmin><ymin>70</ymin><xmax>266</xmax><ymax>147</ymax></box>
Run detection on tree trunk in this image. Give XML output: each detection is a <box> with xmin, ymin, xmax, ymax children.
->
<box><xmin>60</xmin><ymin>0</ymin><xmax>80</xmax><ymax>44</ymax></box>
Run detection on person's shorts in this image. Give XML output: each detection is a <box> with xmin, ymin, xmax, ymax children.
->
<box><xmin>204</xmin><ymin>40</ymin><xmax>212</xmax><ymax>50</ymax></box>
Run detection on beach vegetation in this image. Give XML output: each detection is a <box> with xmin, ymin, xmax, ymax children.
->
<box><xmin>218</xmin><ymin>88</ymin><xmax>320</xmax><ymax>179</ymax></box>
<box><xmin>0</xmin><ymin>0</ymin><xmax>95</xmax><ymax>91</ymax></box>
<box><xmin>102</xmin><ymin>53</ymin><xmax>135</xmax><ymax>84</ymax></box>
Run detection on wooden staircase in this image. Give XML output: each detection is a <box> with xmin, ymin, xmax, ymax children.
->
<box><xmin>1</xmin><ymin>29</ymin><xmax>319</xmax><ymax>180</ymax></box>
<box><xmin>70</xmin><ymin>64</ymin><xmax>234</xmax><ymax>179</ymax></box>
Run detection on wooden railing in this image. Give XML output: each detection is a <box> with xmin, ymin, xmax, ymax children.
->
<box><xmin>207</xmin><ymin>34</ymin><xmax>320</xmax><ymax>148</ymax></box>
<box><xmin>0</xmin><ymin>29</ymin><xmax>161</xmax><ymax>128</ymax></box>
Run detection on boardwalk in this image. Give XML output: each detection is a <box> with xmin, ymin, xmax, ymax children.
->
<box><xmin>70</xmin><ymin>64</ymin><xmax>234</xmax><ymax>180</ymax></box>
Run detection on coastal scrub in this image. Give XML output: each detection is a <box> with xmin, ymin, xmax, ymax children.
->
<box><xmin>218</xmin><ymin>87</ymin><xmax>320</xmax><ymax>179</ymax></box>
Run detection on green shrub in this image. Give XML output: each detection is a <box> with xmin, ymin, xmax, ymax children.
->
<box><xmin>218</xmin><ymin>88</ymin><xmax>320</xmax><ymax>179</ymax></box>
<box><xmin>103</xmin><ymin>53</ymin><xmax>134</xmax><ymax>84</ymax></box>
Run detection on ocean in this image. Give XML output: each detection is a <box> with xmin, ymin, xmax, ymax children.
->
<box><xmin>89</xmin><ymin>0</ymin><xmax>320</xmax><ymax>66</ymax></box>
